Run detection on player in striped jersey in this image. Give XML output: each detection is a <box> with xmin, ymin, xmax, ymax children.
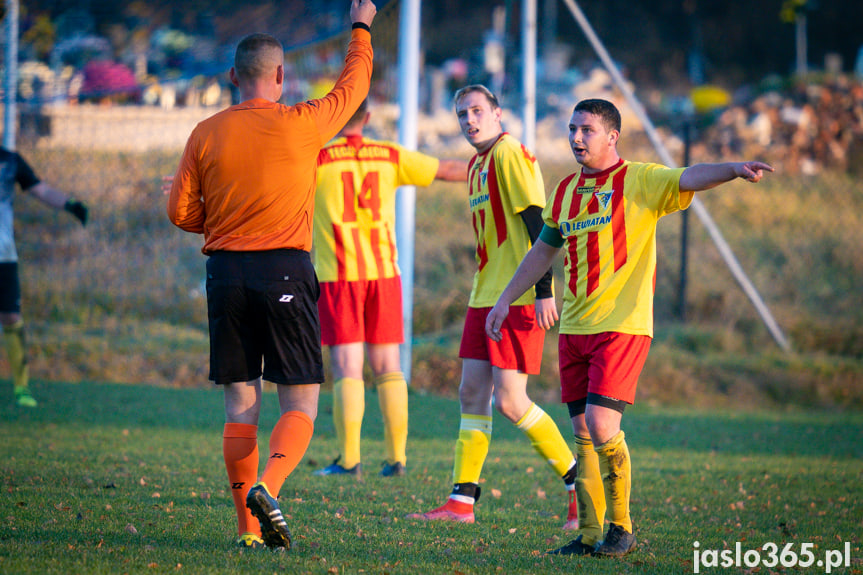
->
<box><xmin>486</xmin><ymin>98</ymin><xmax>773</xmax><ymax>557</ymax></box>
<box><xmin>408</xmin><ymin>85</ymin><xmax>580</xmax><ymax>530</ymax></box>
<box><xmin>312</xmin><ymin>99</ymin><xmax>467</xmax><ymax>478</ymax></box>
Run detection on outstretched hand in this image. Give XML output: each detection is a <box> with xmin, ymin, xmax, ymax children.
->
<box><xmin>350</xmin><ymin>0</ymin><xmax>377</xmax><ymax>27</ymax></box>
<box><xmin>736</xmin><ymin>161</ymin><xmax>774</xmax><ymax>183</ymax></box>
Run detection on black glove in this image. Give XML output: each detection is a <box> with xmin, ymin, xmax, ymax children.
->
<box><xmin>64</xmin><ymin>199</ymin><xmax>88</xmax><ymax>226</ymax></box>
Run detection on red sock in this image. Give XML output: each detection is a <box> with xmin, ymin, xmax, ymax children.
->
<box><xmin>260</xmin><ymin>411</ymin><xmax>314</xmax><ymax>496</ymax></box>
<box><xmin>223</xmin><ymin>423</ymin><xmax>260</xmax><ymax>537</ymax></box>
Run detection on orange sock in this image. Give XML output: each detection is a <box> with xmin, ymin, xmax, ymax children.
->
<box><xmin>223</xmin><ymin>423</ymin><xmax>260</xmax><ymax>537</ymax></box>
<box><xmin>260</xmin><ymin>411</ymin><xmax>315</xmax><ymax>496</ymax></box>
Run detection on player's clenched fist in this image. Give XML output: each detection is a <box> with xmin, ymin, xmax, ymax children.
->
<box><xmin>351</xmin><ymin>0</ymin><xmax>377</xmax><ymax>27</ymax></box>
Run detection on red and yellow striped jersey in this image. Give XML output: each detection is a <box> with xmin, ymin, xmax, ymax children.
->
<box><xmin>468</xmin><ymin>133</ymin><xmax>546</xmax><ymax>308</ymax></box>
<box><xmin>542</xmin><ymin>159</ymin><xmax>691</xmax><ymax>336</ymax></box>
<box><xmin>314</xmin><ymin>135</ymin><xmax>439</xmax><ymax>282</ymax></box>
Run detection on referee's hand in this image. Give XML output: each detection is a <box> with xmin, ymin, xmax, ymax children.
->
<box><xmin>351</xmin><ymin>0</ymin><xmax>377</xmax><ymax>27</ymax></box>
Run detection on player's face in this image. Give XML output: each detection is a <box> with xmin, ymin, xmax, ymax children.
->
<box><xmin>569</xmin><ymin>111</ymin><xmax>619</xmax><ymax>172</ymax></box>
<box><xmin>456</xmin><ymin>91</ymin><xmax>503</xmax><ymax>153</ymax></box>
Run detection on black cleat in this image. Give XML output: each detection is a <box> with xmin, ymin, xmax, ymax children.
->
<box><xmin>546</xmin><ymin>534</ymin><xmax>598</xmax><ymax>556</ymax></box>
<box><xmin>246</xmin><ymin>482</ymin><xmax>291</xmax><ymax>549</ymax></box>
<box><xmin>594</xmin><ymin>523</ymin><xmax>637</xmax><ymax>557</ymax></box>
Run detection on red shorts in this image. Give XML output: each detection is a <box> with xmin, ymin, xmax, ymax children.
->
<box><xmin>458</xmin><ymin>305</ymin><xmax>544</xmax><ymax>375</ymax></box>
<box><xmin>318</xmin><ymin>276</ymin><xmax>404</xmax><ymax>346</ymax></box>
<box><xmin>558</xmin><ymin>332</ymin><xmax>651</xmax><ymax>404</ymax></box>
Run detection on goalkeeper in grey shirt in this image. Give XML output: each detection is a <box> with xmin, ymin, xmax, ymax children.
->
<box><xmin>0</xmin><ymin>147</ymin><xmax>87</xmax><ymax>407</ymax></box>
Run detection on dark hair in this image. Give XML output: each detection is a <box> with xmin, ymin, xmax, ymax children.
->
<box><xmin>574</xmin><ymin>99</ymin><xmax>621</xmax><ymax>133</ymax></box>
<box><xmin>234</xmin><ymin>33</ymin><xmax>284</xmax><ymax>81</ymax></box>
<box><xmin>453</xmin><ymin>84</ymin><xmax>500</xmax><ymax>110</ymax></box>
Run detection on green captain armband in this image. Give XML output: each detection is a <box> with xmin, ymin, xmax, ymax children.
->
<box><xmin>539</xmin><ymin>224</ymin><xmax>565</xmax><ymax>248</ymax></box>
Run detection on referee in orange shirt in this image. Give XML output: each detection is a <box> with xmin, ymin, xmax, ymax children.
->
<box><xmin>167</xmin><ymin>0</ymin><xmax>376</xmax><ymax>550</ymax></box>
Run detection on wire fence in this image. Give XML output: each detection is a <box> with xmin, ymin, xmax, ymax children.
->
<box><xmin>0</xmin><ymin>0</ymin><xmax>860</xmax><ymax>379</ymax></box>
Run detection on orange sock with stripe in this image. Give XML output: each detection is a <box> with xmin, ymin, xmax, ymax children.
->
<box><xmin>223</xmin><ymin>423</ymin><xmax>260</xmax><ymax>537</ymax></box>
<box><xmin>260</xmin><ymin>411</ymin><xmax>315</xmax><ymax>496</ymax></box>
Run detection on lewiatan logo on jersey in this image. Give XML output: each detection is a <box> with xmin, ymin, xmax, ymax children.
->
<box><xmin>469</xmin><ymin>192</ymin><xmax>490</xmax><ymax>209</ymax></box>
<box><xmin>558</xmin><ymin>214</ymin><xmax>612</xmax><ymax>237</ymax></box>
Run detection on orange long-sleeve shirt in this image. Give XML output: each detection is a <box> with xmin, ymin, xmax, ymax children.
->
<box><xmin>167</xmin><ymin>28</ymin><xmax>373</xmax><ymax>254</ymax></box>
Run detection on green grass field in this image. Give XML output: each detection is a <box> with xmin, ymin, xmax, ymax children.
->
<box><xmin>2</xmin><ymin>380</ymin><xmax>861</xmax><ymax>574</ymax></box>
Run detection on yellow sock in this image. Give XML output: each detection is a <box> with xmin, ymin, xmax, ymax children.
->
<box><xmin>516</xmin><ymin>403</ymin><xmax>576</xmax><ymax>477</ymax></box>
<box><xmin>596</xmin><ymin>430</ymin><xmax>632</xmax><ymax>533</ymax></box>
<box><xmin>574</xmin><ymin>435</ymin><xmax>606</xmax><ymax>546</ymax></box>
<box><xmin>332</xmin><ymin>377</ymin><xmax>365</xmax><ymax>469</ymax></box>
<box><xmin>452</xmin><ymin>414</ymin><xmax>492</xmax><ymax>485</ymax></box>
<box><xmin>3</xmin><ymin>320</ymin><xmax>29</xmax><ymax>392</ymax></box>
<box><xmin>375</xmin><ymin>372</ymin><xmax>408</xmax><ymax>465</ymax></box>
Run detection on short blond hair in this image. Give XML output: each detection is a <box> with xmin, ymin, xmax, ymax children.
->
<box><xmin>453</xmin><ymin>84</ymin><xmax>500</xmax><ymax>110</ymax></box>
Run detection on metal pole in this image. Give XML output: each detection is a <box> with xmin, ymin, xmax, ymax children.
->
<box><xmin>678</xmin><ymin>119</ymin><xmax>692</xmax><ymax>321</ymax></box>
<box><xmin>542</xmin><ymin>0</ymin><xmax>558</xmax><ymax>55</ymax></box>
<box><xmin>396</xmin><ymin>0</ymin><xmax>421</xmax><ymax>381</ymax></box>
<box><xmin>3</xmin><ymin>0</ymin><xmax>19</xmax><ymax>150</ymax></box>
<box><xmin>561</xmin><ymin>0</ymin><xmax>792</xmax><ymax>352</ymax></box>
<box><xmin>795</xmin><ymin>14</ymin><xmax>807</xmax><ymax>76</ymax></box>
<box><xmin>521</xmin><ymin>0</ymin><xmax>537</xmax><ymax>152</ymax></box>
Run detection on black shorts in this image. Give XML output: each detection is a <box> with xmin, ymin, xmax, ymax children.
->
<box><xmin>206</xmin><ymin>250</ymin><xmax>324</xmax><ymax>386</ymax></box>
<box><xmin>0</xmin><ymin>262</ymin><xmax>21</xmax><ymax>313</ymax></box>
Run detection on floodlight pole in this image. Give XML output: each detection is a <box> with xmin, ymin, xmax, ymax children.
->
<box><xmin>396</xmin><ymin>0</ymin><xmax>421</xmax><ymax>382</ymax></box>
<box><xmin>561</xmin><ymin>0</ymin><xmax>792</xmax><ymax>352</ymax></box>
<box><xmin>521</xmin><ymin>0</ymin><xmax>537</xmax><ymax>151</ymax></box>
<box><xmin>3</xmin><ymin>0</ymin><xmax>19</xmax><ymax>150</ymax></box>
<box><xmin>795</xmin><ymin>14</ymin><xmax>808</xmax><ymax>76</ymax></box>
<box><xmin>678</xmin><ymin>119</ymin><xmax>693</xmax><ymax>321</ymax></box>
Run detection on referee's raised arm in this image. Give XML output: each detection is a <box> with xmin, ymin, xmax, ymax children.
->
<box><xmin>311</xmin><ymin>0</ymin><xmax>378</xmax><ymax>143</ymax></box>
<box><xmin>351</xmin><ymin>0</ymin><xmax>377</xmax><ymax>28</ymax></box>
